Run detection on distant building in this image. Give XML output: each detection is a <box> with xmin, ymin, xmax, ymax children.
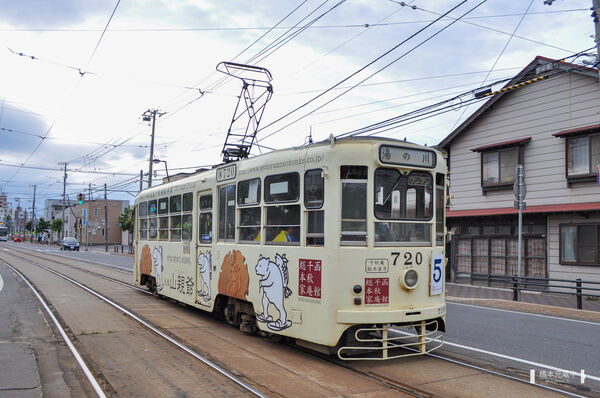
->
<box><xmin>64</xmin><ymin>199</ymin><xmax>129</xmax><ymax>246</ymax></box>
<box><xmin>44</xmin><ymin>199</ymin><xmax>76</xmax><ymax>242</ymax></box>
<box><xmin>438</xmin><ymin>56</ymin><xmax>600</xmax><ymax>286</ymax></box>
<box><xmin>0</xmin><ymin>192</ymin><xmax>8</xmax><ymax>227</ymax></box>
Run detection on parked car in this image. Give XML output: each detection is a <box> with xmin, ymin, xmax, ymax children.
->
<box><xmin>61</xmin><ymin>237</ymin><xmax>80</xmax><ymax>251</ymax></box>
<box><xmin>13</xmin><ymin>234</ymin><xmax>23</xmax><ymax>242</ymax></box>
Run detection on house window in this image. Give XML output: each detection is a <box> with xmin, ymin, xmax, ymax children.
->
<box><xmin>482</xmin><ymin>147</ymin><xmax>518</xmax><ymax>187</ymax></box>
<box><xmin>560</xmin><ymin>224</ymin><xmax>600</xmax><ymax>266</ymax></box>
<box><xmin>567</xmin><ymin>135</ymin><xmax>600</xmax><ymax>177</ymax></box>
<box><xmin>471</xmin><ymin>138</ymin><xmax>529</xmax><ymax>191</ymax></box>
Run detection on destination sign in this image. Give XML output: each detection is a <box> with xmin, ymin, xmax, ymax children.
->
<box><xmin>216</xmin><ymin>164</ymin><xmax>236</xmax><ymax>182</ymax></box>
<box><xmin>379</xmin><ymin>145</ymin><xmax>436</xmax><ymax>168</ymax></box>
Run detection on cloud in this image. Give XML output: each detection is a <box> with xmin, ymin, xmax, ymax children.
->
<box><xmin>0</xmin><ymin>0</ymin><xmax>112</xmax><ymax>28</ymax></box>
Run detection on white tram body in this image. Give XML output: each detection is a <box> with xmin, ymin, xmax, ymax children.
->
<box><xmin>134</xmin><ymin>137</ymin><xmax>447</xmax><ymax>359</ymax></box>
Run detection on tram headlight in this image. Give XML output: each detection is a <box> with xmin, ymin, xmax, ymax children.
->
<box><xmin>401</xmin><ymin>269</ymin><xmax>419</xmax><ymax>290</ymax></box>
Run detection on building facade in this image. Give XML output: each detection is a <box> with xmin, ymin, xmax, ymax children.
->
<box><xmin>63</xmin><ymin>199</ymin><xmax>129</xmax><ymax>246</ymax></box>
<box><xmin>438</xmin><ymin>56</ymin><xmax>600</xmax><ymax>287</ymax></box>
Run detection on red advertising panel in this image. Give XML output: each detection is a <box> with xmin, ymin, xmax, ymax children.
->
<box><xmin>365</xmin><ymin>278</ymin><xmax>389</xmax><ymax>304</ymax></box>
<box><xmin>299</xmin><ymin>259</ymin><xmax>322</xmax><ymax>299</ymax></box>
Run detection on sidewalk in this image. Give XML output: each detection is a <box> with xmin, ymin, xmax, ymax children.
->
<box><xmin>447</xmin><ymin>282</ymin><xmax>600</xmax><ymax>317</ymax></box>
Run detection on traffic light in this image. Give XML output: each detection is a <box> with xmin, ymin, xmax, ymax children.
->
<box><xmin>77</xmin><ymin>193</ymin><xmax>84</xmax><ymax>204</ymax></box>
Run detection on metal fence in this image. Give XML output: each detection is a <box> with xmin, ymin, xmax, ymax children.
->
<box><xmin>113</xmin><ymin>244</ymin><xmax>134</xmax><ymax>254</ymax></box>
<box><xmin>503</xmin><ymin>275</ymin><xmax>600</xmax><ymax>310</ymax></box>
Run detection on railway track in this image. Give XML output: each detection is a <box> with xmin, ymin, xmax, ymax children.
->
<box><xmin>1</xmin><ymin>248</ymin><xmax>265</xmax><ymax>397</ymax></box>
<box><xmin>2</xmin><ymin>245</ymin><xmax>593</xmax><ymax>397</ymax></box>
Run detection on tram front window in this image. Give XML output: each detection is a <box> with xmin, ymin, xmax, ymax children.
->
<box><xmin>374</xmin><ymin>169</ymin><xmax>432</xmax><ymax>245</ymax></box>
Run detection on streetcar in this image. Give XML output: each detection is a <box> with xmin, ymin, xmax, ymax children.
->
<box><xmin>134</xmin><ymin>136</ymin><xmax>447</xmax><ymax>360</ymax></box>
<box><xmin>0</xmin><ymin>226</ymin><xmax>7</xmax><ymax>242</ymax></box>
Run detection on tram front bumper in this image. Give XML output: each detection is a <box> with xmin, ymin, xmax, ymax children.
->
<box><xmin>336</xmin><ymin>303</ymin><xmax>445</xmax><ymax>324</ymax></box>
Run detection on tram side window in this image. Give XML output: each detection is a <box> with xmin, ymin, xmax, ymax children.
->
<box><xmin>170</xmin><ymin>195</ymin><xmax>182</xmax><ymax>241</ymax></box>
<box><xmin>305</xmin><ymin>169</ymin><xmax>324</xmax><ymax>246</ymax></box>
<box><xmin>238</xmin><ymin>178</ymin><xmax>261</xmax><ymax>244</ymax></box>
<box><xmin>265</xmin><ymin>205</ymin><xmax>300</xmax><ymax>245</ymax></box>
<box><xmin>341</xmin><ymin>166</ymin><xmax>367</xmax><ymax>246</ymax></box>
<box><xmin>436</xmin><ymin>173</ymin><xmax>445</xmax><ymax>246</ymax></box>
<box><xmin>158</xmin><ymin>197</ymin><xmax>168</xmax><ymax>215</ymax></box>
<box><xmin>265</xmin><ymin>172</ymin><xmax>300</xmax><ymax>203</ymax></box>
<box><xmin>219</xmin><ymin>185</ymin><xmax>236</xmax><ymax>242</ymax></box>
<box><xmin>138</xmin><ymin>202</ymin><xmax>148</xmax><ymax>239</ymax></box>
<box><xmin>148</xmin><ymin>200</ymin><xmax>157</xmax><ymax>239</ymax></box>
<box><xmin>199</xmin><ymin>194</ymin><xmax>212</xmax><ymax>243</ymax></box>
<box><xmin>159</xmin><ymin>198</ymin><xmax>169</xmax><ymax>241</ymax></box>
<box><xmin>182</xmin><ymin>192</ymin><xmax>193</xmax><ymax>241</ymax></box>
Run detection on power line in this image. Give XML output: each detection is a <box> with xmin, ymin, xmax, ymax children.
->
<box><xmin>447</xmin><ymin>0</ymin><xmax>534</xmax><ymax>134</ymax></box>
<box><xmin>82</xmin><ymin>0</ymin><xmax>121</xmax><ymax>75</ymax></box>
<box><xmin>257</xmin><ymin>0</ymin><xmax>487</xmax><ymax>145</ymax></box>
<box><xmin>0</xmin><ymin>9</ymin><xmax>585</xmax><ymax>32</ymax></box>
<box><xmin>335</xmin><ymin>51</ymin><xmax>592</xmax><ymax>139</ymax></box>
<box><xmin>0</xmin><ymin>161</ymin><xmax>138</xmax><ymax>176</ymax></box>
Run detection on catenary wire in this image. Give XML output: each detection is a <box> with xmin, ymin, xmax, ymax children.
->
<box><xmin>257</xmin><ymin>0</ymin><xmax>487</xmax><ymax>145</ymax></box>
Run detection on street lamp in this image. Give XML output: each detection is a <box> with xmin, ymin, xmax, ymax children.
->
<box><xmin>152</xmin><ymin>158</ymin><xmax>170</xmax><ymax>182</ymax></box>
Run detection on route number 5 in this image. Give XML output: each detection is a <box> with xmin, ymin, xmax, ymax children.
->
<box><xmin>430</xmin><ymin>254</ymin><xmax>444</xmax><ymax>296</ymax></box>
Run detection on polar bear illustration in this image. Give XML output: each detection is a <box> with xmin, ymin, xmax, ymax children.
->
<box><xmin>197</xmin><ymin>251</ymin><xmax>211</xmax><ymax>302</ymax></box>
<box><xmin>255</xmin><ymin>253</ymin><xmax>292</xmax><ymax>331</ymax></box>
<box><xmin>152</xmin><ymin>246</ymin><xmax>164</xmax><ymax>292</ymax></box>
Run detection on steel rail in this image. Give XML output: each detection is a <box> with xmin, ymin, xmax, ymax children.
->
<box><xmin>2</xmin><ymin>252</ymin><xmax>268</xmax><ymax>398</ymax></box>
<box><xmin>390</xmin><ymin>328</ymin><xmax>593</xmax><ymax>398</ymax></box>
<box><xmin>2</xmin><ymin>260</ymin><xmax>108</xmax><ymax>398</ymax></box>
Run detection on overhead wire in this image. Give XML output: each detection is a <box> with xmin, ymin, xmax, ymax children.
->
<box><xmin>256</xmin><ymin>0</ymin><xmax>487</xmax><ymax>145</ymax></box>
<box><xmin>335</xmin><ymin>49</ymin><xmax>593</xmax><ymax>139</ymax></box>
<box><xmin>0</xmin><ymin>8</ymin><xmax>586</xmax><ymax>32</ymax></box>
<box><xmin>159</xmin><ymin>0</ymin><xmax>314</xmax><ymax>116</ymax></box>
<box><xmin>447</xmin><ymin>0</ymin><xmax>534</xmax><ymax>134</ymax></box>
<box><xmin>4</xmin><ymin>0</ymin><xmax>121</xmax><ymax>185</ymax></box>
<box><xmin>202</xmin><ymin>0</ymin><xmax>345</xmax><ymax>97</ymax></box>
<box><xmin>288</xmin><ymin>1</ymin><xmax>412</xmax><ymax>78</ymax></box>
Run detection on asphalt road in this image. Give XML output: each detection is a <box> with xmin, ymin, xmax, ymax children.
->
<box><xmin>444</xmin><ymin>302</ymin><xmax>600</xmax><ymax>377</ymax></box>
<box><xmin>9</xmin><ymin>242</ymin><xmax>134</xmax><ymax>271</ymax></box>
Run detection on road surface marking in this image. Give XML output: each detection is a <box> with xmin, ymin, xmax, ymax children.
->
<box><xmin>393</xmin><ymin>328</ymin><xmax>600</xmax><ymax>383</ymax></box>
<box><xmin>447</xmin><ymin>301</ymin><xmax>600</xmax><ymax>326</ymax></box>
<box><xmin>0</xmin><ymin>273</ymin><xmax>3</xmax><ymax>293</ymax></box>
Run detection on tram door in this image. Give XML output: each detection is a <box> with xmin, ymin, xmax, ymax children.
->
<box><xmin>196</xmin><ymin>191</ymin><xmax>214</xmax><ymax>307</ymax></box>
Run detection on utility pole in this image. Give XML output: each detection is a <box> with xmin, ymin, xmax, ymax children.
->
<box><xmin>104</xmin><ymin>183</ymin><xmax>108</xmax><ymax>252</ymax></box>
<box><xmin>31</xmin><ymin>185</ymin><xmax>36</xmax><ymax>243</ymax></box>
<box><xmin>59</xmin><ymin>162</ymin><xmax>68</xmax><ymax>241</ymax></box>
<box><xmin>88</xmin><ymin>183</ymin><xmax>92</xmax><ymax>201</ymax></box>
<box><xmin>593</xmin><ymin>0</ymin><xmax>600</xmax><ymax>78</ymax></box>
<box><xmin>139</xmin><ymin>170</ymin><xmax>143</xmax><ymax>192</ymax></box>
<box><xmin>142</xmin><ymin>109</ymin><xmax>166</xmax><ymax>188</ymax></box>
<box><xmin>513</xmin><ymin>165</ymin><xmax>526</xmax><ymax>301</ymax></box>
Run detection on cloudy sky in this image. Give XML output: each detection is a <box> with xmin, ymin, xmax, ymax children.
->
<box><xmin>0</xmin><ymin>0</ymin><xmax>595</xmax><ymax>219</ymax></box>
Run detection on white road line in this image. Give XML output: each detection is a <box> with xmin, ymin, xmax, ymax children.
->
<box><xmin>447</xmin><ymin>301</ymin><xmax>600</xmax><ymax>326</ymax></box>
<box><xmin>393</xmin><ymin>328</ymin><xmax>600</xmax><ymax>383</ymax></box>
<box><xmin>0</xmin><ymin>273</ymin><xmax>3</xmax><ymax>293</ymax></box>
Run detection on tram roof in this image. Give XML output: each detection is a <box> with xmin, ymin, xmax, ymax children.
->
<box><xmin>136</xmin><ymin>136</ymin><xmax>438</xmax><ymax>200</ymax></box>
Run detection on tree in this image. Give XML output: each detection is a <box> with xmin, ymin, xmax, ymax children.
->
<box><xmin>51</xmin><ymin>219</ymin><xmax>62</xmax><ymax>236</ymax></box>
<box><xmin>25</xmin><ymin>220</ymin><xmax>33</xmax><ymax>232</ymax></box>
<box><xmin>37</xmin><ymin>218</ymin><xmax>51</xmax><ymax>233</ymax></box>
<box><xmin>118</xmin><ymin>206</ymin><xmax>134</xmax><ymax>233</ymax></box>
<box><xmin>118</xmin><ymin>206</ymin><xmax>135</xmax><ymax>245</ymax></box>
